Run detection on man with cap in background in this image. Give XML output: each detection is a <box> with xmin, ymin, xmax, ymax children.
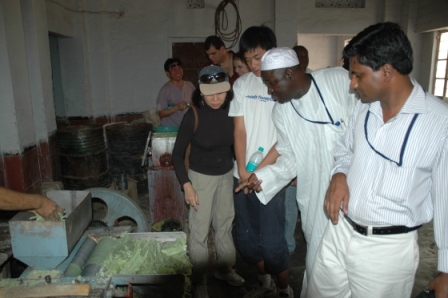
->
<box><xmin>238</xmin><ymin>47</ymin><xmax>356</xmax><ymax>297</ymax></box>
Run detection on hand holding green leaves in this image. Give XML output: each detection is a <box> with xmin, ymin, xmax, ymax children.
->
<box><xmin>33</xmin><ymin>194</ymin><xmax>65</xmax><ymax>221</ymax></box>
<box><xmin>0</xmin><ymin>187</ymin><xmax>64</xmax><ymax>221</ymax></box>
<box><xmin>30</xmin><ymin>210</ymin><xmax>67</xmax><ymax>221</ymax></box>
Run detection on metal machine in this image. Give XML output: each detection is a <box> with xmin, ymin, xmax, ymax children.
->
<box><xmin>88</xmin><ymin>188</ymin><xmax>149</xmax><ymax>233</ymax></box>
<box><xmin>2</xmin><ymin>189</ymin><xmax>188</xmax><ymax>298</ymax></box>
<box><xmin>141</xmin><ymin>126</ymin><xmax>187</xmax><ymax>232</ymax></box>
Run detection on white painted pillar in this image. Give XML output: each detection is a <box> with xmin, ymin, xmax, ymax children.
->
<box><xmin>0</xmin><ymin>0</ymin><xmax>35</xmax><ymax>154</ymax></box>
<box><xmin>275</xmin><ymin>0</ymin><xmax>298</xmax><ymax>47</ymax></box>
<box><xmin>21</xmin><ymin>0</ymin><xmax>57</xmax><ymax>141</ymax></box>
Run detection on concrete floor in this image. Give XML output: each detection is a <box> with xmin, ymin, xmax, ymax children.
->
<box><xmin>138</xmin><ymin>195</ymin><xmax>439</xmax><ymax>298</ymax></box>
<box><xmin>203</xmin><ymin>222</ymin><xmax>306</xmax><ymax>298</ymax></box>
<box><xmin>201</xmin><ymin>222</ymin><xmax>438</xmax><ymax>298</ymax></box>
<box><xmin>0</xmin><ymin>188</ymin><xmax>437</xmax><ymax>297</ymax></box>
<box><xmin>413</xmin><ymin>222</ymin><xmax>439</xmax><ymax>297</ymax></box>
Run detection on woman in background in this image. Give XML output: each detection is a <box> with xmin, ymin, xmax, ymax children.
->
<box><xmin>233</xmin><ymin>51</ymin><xmax>251</xmax><ymax>77</ymax></box>
<box><xmin>172</xmin><ymin>65</ymin><xmax>244</xmax><ymax>298</ymax></box>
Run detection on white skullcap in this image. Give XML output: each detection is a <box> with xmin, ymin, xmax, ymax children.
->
<box><xmin>261</xmin><ymin>47</ymin><xmax>300</xmax><ymax>71</ymax></box>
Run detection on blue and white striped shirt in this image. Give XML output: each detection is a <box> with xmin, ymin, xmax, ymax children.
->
<box><xmin>332</xmin><ymin>79</ymin><xmax>448</xmax><ymax>272</ymax></box>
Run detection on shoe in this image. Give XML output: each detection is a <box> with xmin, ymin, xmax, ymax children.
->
<box><xmin>214</xmin><ymin>269</ymin><xmax>245</xmax><ymax>286</ymax></box>
<box><xmin>278</xmin><ymin>286</ymin><xmax>294</xmax><ymax>297</ymax></box>
<box><xmin>244</xmin><ymin>280</ymin><xmax>277</xmax><ymax>298</ymax></box>
<box><xmin>193</xmin><ymin>284</ymin><xmax>209</xmax><ymax>298</ymax></box>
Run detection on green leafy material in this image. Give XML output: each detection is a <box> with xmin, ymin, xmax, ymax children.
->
<box><xmin>29</xmin><ymin>211</ymin><xmax>67</xmax><ymax>221</ymax></box>
<box><xmin>100</xmin><ymin>235</ymin><xmax>191</xmax><ymax>275</ymax></box>
<box><xmin>99</xmin><ymin>235</ymin><xmax>192</xmax><ymax>297</ymax></box>
<box><xmin>0</xmin><ymin>279</ymin><xmax>21</xmax><ymax>287</ymax></box>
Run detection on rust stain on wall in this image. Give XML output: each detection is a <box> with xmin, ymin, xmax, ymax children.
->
<box><xmin>148</xmin><ymin>169</ymin><xmax>184</xmax><ymax>229</ymax></box>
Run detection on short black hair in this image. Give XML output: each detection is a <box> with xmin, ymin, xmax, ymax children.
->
<box><xmin>204</xmin><ymin>36</ymin><xmax>225</xmax><ymax>51</ymax></box>
<box><xmin>164</xmin><ymin>58</ymin><xmax>182</xmax><ymax>72</ymax></box>
<box><xmin>293</xmin><ymin>45</ymin><xmax>308</xmax><ymax>54</ymax></box>
<box><xmin>191</xmin><ymin>88</ymin><xmax>234</xmax><ymax>110</ymax></box>
<box><xmin>234</xmin><ymin>51</ymin><xmax>249</xmax><ymax>66</ymax></box>
<box><xmin>239</xmin><ymin>26</ymin><xmax>277</xmax><ymax>55</ymax></box>
<box><xmin>343</xmin><ymin>22</ymin><xmax>413</xmax><ymax>75</ymax></box>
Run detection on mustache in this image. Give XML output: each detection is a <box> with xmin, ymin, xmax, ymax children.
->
<box><xmin>350</xmin><ymin>88</ymin><xmax>361</xmax><ymax>99</ymax></box>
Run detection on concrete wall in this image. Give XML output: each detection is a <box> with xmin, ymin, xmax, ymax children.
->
<box><xmin>0</xmin><ymin>0</ymin><xmax>447</xmax><ymax>191</ymax></box>
<box><xmin>46</xmin><ymin>0</ymin><xmax>275</xmax><ymax>118</ymax></box>
<box><xmin>276</xmin><ymin>0</ymin><xmax>391</xmax><ymax>71</ymax></box>
<box><xmin>276</xmin><ymin>0</ymin><xmax>448</xmax><ymax>91</ymax></box>
<box><xmin>419</xmin><ymin>32</ymin><xmax>438</xmax><ymax>94</ymax></box>
<box><xmin>0</xmin><ymin>0</ymin><xmax>60</xmax><ymax>191</ymax></box>
<box><xmin>416</xmin><ymin>0</ymin><xmax>448</xmax><ymax>33</ymax></box>
<box><xmin>275</xmin><ymin>0</ymin><xmax>379</xmax><ymax>52</ymax></box>
<box><xmin>21</xmin><ymin>0</ymin><xmax>57</xmax><ymax>140</ymax></box>
<box><xmin>296</xmin><ymin>34</ymin><xmax>339</xmax><ymax>70</ymax></box>
<box><xmin>0</xmin><ymin>0</ymin><xmax>35</xmax><ymax>154</ymax></box>
<box><xmin>46</xmin><ymin>0</ymin><xmax>448</xmax><ymax>119</ymax></box>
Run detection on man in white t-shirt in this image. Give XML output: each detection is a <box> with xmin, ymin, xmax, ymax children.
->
<box><xmin>229</xmin><ymin>26</ymin><xmax>293</xmax><ymax>298</ymax></box>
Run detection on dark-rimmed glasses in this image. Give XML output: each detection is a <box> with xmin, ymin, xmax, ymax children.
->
<box><xmin>200</xmin><ymin>72</ymin><xmax>226</xmax><ymax>84</ymax></box>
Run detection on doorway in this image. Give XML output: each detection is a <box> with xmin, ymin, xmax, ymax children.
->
<box><xmin>49</xmin><ymin>34</ymin><xmax>65</xmax><ymax>121</ymax></box>
<box><xmin>171</xmin><ymin>41</ymin><xmax>209</xmax><ymax>88</ymax></box>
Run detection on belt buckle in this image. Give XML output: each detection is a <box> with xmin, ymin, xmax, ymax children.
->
<box><xmin>355</xmin><ymin>223</ymin><xmax>368</xmax><ymax>236</ymax></box>
<box><xmin>344</xmin><ymin>213</ymin><xmax>369</xmax><ymax>236</ymax></box>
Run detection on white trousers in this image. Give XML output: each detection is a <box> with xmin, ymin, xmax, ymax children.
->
<box><xmin>307</xmin><ymin>213</ymin><xmax>419</xmax><ymax>298</ymax></box>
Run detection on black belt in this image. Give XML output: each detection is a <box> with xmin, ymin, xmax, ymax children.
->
<box><xmin>344</xmin><ymin>214</ymin><xmax>421</xmax><ymax>236</ymax></box>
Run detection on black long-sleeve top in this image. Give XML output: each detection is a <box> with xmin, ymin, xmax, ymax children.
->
<box><xmin>172</xmin><ymin>103</ymin><xmax>234</xmax><ymax>186</ymax></box>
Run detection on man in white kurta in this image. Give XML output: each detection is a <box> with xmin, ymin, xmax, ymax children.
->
<box><xmin>245</xmin><ymin>48</ymin><xmax>357</xmax><ymax>297</ymax></box>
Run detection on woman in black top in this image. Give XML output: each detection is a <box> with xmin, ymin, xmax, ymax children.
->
<box><xmin>172</xmin><ymin>66</ymin><xmax>244</xmax><ymax>297</ymax></box>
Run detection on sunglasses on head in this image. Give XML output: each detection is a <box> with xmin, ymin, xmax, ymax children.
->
<box><xmin>200</xmin><ymin>72</ymin><xmax>227</xmax><ymax>84</ymax></box>
<box><xmin>170</xmin><ymin>63</ymin><xmax>182</xmax><ymax>69</ymax></box>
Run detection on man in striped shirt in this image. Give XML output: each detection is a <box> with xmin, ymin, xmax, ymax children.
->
<box><xmin>307</xmin><ymin>22</ymin><xmax>448</xmax><ymax>298</ymax></box>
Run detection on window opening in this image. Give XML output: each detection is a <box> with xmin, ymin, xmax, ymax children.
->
<box><xmin>433</xmin><ymin>31</ymin><xmax>448</xmax><ymax>98</ymax></box>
